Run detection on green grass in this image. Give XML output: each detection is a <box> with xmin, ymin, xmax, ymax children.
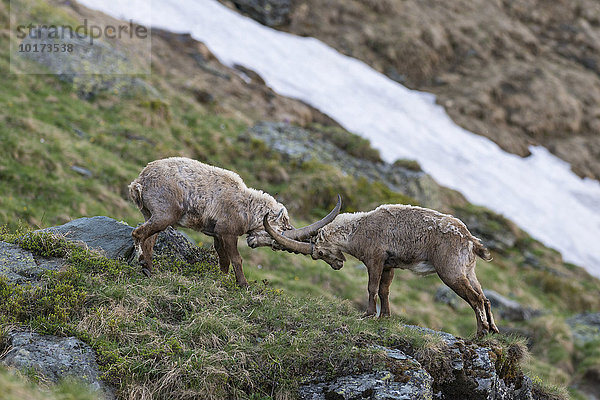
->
<box><xmin>0</xmin><ymin>231</ymin><xmax>446</xmax><ymax>399</ymax></box>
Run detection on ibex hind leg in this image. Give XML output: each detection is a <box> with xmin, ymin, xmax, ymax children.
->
<box><xmin>437</xmin><ymin>263</ymin><xmax>490</xmax><ymax>336</ymax></box>
<box><xmin>133</xmin><ymin>207</ymin><xmax>152</xmax><ymax>262</ymax></box>
<box><xmin>133</xmin><ymin>213</ymin><xmax>178</xmax><ymax>277</ymax></box>
<box><xmin>364</xmin><ymin>258</ymin><xmax>385</xmax><ymax>317</ymax></box>
<box><xmin>467</xmin><ymin>268</ymin><xmax>499</xmax><ymax>334</ymax></box>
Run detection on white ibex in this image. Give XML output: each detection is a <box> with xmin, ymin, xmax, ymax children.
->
<box><xmin>264</xmin><ymin>204</ymin><xmax>499</xmax><ymax>336</ymax></box>
<box><xmin>128</xmin><ymin>157</ymin><xmax>341</xmax><ymax>286</ymax></box>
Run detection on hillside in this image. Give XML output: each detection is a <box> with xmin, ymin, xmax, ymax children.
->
<box><xmin>0</xmin><ymin>226</ymin><xmax>549</xmax><ymax>399</ymax></box>
<box><xmin>1</xmin><ymin>0</ymin><xmax>600</xmax><ymax>399</ymax></box>
<box><xmin>237</xmin><ymin>0</ymin><xmax>600</xmax><ymax>181</ymax></box>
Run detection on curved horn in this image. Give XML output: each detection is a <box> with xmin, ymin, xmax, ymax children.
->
<box><xmin>263</xmin><ymin>214</ymin><xmax>313</xmax><ymax>255</ymax></box>
<box><xmin>285</xmin><ymin>194</ymin><xmax>342</xmax><ymax>240</ymax></box>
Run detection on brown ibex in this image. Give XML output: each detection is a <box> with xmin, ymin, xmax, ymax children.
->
<box><xmin>264</xmin><ymin>204</ymin><xmax>499</xmax><ymax>336</ymax></box>
<box><xmin>128</xmin><ymin>157</ymin><xmax>341</xmax><ymax>286</ymax></box>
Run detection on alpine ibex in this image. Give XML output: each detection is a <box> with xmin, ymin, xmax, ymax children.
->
<box><xmin>128</xmin><ymin>157</ymin><xmax>341</xmax><ymax>286</ymax></box>
<box><xmin>264</xmin><ymin>204</ymin><xmax>499</xmax><ymax>336</ymax></box>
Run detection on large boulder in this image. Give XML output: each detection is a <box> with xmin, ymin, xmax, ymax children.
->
<box><xmin>1</xmin><ymin>330</ymin><xmax>114</xmax><ymax>399</ymax></box>
<box><xmin>152</xmin><ymin>226</ymin><xmax>219</xmax><ymax>266</ymax></box>
<box><xmin>38</xmin><ymin>216</ymin><xmax>214</xmax><ymax>266</ymax></box>
<box><xmin>403</xmin><ymin>326</ymin><xmax>533</xmax><ymax>400</ymax></box>
<box><xmin>39</xmin><ymin>216</ymin><xmax>135</xmax><ymax>261</ymax></box>
<box><xmin>0</xmin><ymin>241</ymin><xmax>65</xmax><ymax>284</ymax></box>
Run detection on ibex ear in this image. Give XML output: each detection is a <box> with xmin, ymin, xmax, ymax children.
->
<box><xmin>275</xmin><ymin>208</ymin><xmax>285</xmax><ymax>222</ymax></box>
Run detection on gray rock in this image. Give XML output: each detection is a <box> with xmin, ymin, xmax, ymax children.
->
<box><xmin>299</xmin><ymin>347</ymin><xmax>433</xmax><ymax>400</ymax></box>
<box><xmin>567</xmin><ymin>312</ymin><xmax>600</xmax><ymax>343</ymax></box>
<box><xmin>434</xmin><ymin>286</ymin><xmax>541</xmax><ymax>322</ymax></box>
<box><xmin>38</xmin><ymin>217</ymin><xmax>214</xmax><ymax>267</ymax></box>
<box><xmin>403</xmin><ymin>326</ymin><xmax>533</xmax><ymax>400</ymax></box>
<box><xmin>245</xmin><ymin>122</ymin><xmax>445</xmax><ymax>209</ymax></box>
<box><xmin>230</xmin><ymin>0</ymin><xmax>291</xmax><ymax>27</ymax></box>
<box><xmin>1</xmin><ymin>330</ymin><xmax>114</xmax><ymax>399</ymax></box>
<box><xmin>0</xmin><ymin>242</ymin><xmax>40</xmax><ymax>284</ymax></box>
<box><xmin>39</xmin><ymin>216</ymin><xmax>135</xmax><ymax>260</ymax></box>
<box><xmin>0</xmin><ymin>242</ymin><xmax>65</xmax><ymax>284</ymax></box>
<box><xmin>152</xmin><ymin>226</ymin><xmax>218</xmax><ymax>266</ymax></box>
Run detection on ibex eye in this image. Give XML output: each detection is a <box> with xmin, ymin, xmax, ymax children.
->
<box><xmin>318</xmin><ymin>250</ymin><xmax>324</xmax><ymax>257</ymax></box>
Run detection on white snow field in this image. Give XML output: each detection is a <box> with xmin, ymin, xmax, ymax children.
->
<box><xmin>79</xmin><ymin>0</ymin><xmax>600</xmax><ymax>277</ymax></box>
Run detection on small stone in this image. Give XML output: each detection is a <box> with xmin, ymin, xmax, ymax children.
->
<box><xmin>70</xmin><ymin>165</ymin><xmax>93</xmax><ymax>178</ymax></box>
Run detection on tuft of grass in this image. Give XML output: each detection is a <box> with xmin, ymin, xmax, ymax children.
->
<box><xmin>310</xmin><ymin>123</ymin><xmax>383</xmax><ymax>163</ymax></box>
<box><xmin>392</xmin><ymin>158</ymin><xmax>423</xmax><ymax>172</ymax></box>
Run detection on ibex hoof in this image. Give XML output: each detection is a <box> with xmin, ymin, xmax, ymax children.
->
<box><xmin>142</xmin><ymin>267</ymin><xmax>152</xmax><ymax>278</ymax></box>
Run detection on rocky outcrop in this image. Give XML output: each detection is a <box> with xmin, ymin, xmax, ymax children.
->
<box><xmin>405</xmin><ymin>326</ymin><xmax>533</xmax><ymax>400</ymax></box>
<box><xmin>1</xmin><ymin>330</ymin><xmax>114</xmax><ymax>400</ymax></box>
<box><xmin>300</xmin><ymin>347</ymin><xmax>432</xmax><ymax>400</ymax></box>
<box><xmin>2</xmin><ymin>215</ymin><xmax>212</xmax><ymax>283</ymax></box>
<box><xmin>245</xmin><ymin>122</ymin><xmax>445</xmax><ymax>209</ymax></box>
<box><xmin>301</xmin><ymin>327</ymin><xmax>535</xmax><ymax>400</ymax></box>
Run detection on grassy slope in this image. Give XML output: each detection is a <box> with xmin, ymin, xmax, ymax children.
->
<box><xmin>0</xmin><ymin>230</ymin><xmax>454</xmax><ymax>399</ymax></box>
<box><xmin>0</xmin><ymin>0</ymin><xmax>599</xmax><ymax>398</ymax></box>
